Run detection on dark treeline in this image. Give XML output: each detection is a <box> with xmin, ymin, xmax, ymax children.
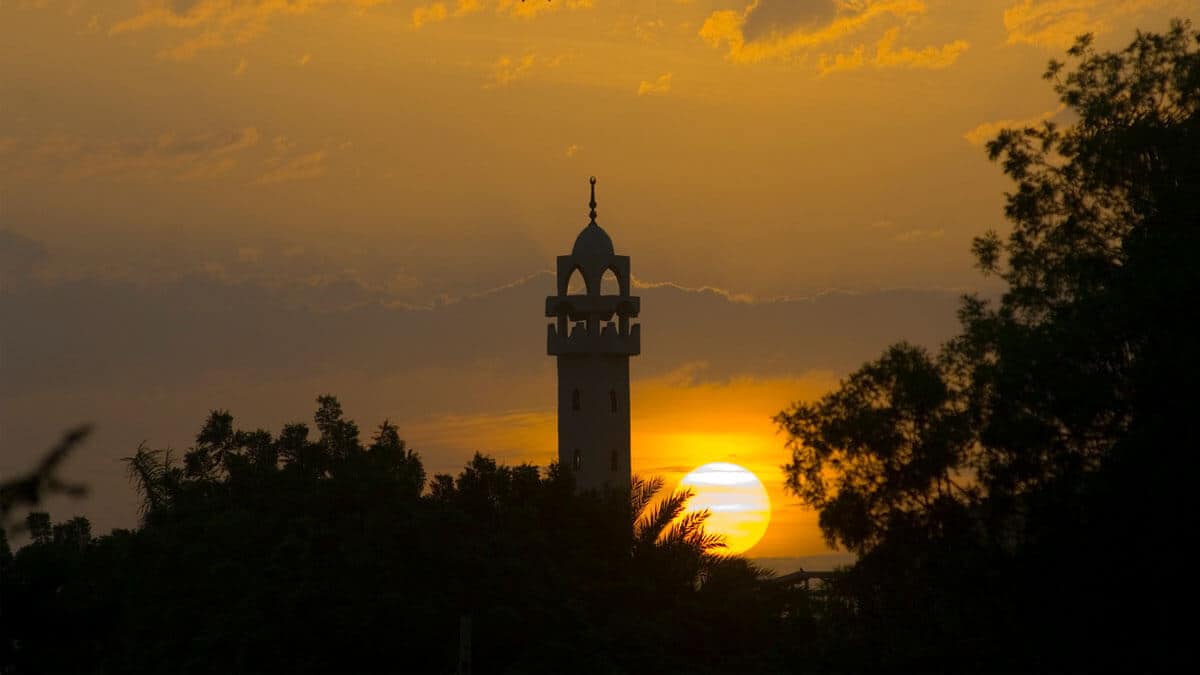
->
<box><xmin>0</xmin><ymin>398</ymin><xmax>817</xmax><ymax>673</ymax></box>
<box><xmin>4</xmin><ymin>20</ymin><xmax>1200</xmax><ymax>674</ymax></box>
<box><xmin>775</xmin><ymin>19</ymin><xmax>1200</xmax><ymax>673</ymax></box>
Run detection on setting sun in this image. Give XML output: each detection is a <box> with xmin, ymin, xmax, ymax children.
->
<box><xmin>678</xmin><ymin>462</ymin><xmax>771</xmax><ymax>555</ymax></box>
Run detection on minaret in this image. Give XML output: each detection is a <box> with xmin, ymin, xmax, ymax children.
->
<box><xmin>546</xmin><ymin>177</ymin><xmax>640</xmax><ymax>492</ymax></box>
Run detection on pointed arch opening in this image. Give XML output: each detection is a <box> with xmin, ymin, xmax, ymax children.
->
<box><xmin>572</xmin><ymin>388</ymin><xmax>581</xmax><ymax>411</ymax></box>
<box><xmin>600</xmin><ymin>267</ymin><xmax>621</xmax><ymax>296</ymax></box>
<box><xmin>566</xmin><ymin>266</ymin><xmax>588</xmax><ymax>295</ymax></box>
<box><xmin>573</xmin><ymin>449</ymin><xmax>583</xmax><ymax>471</ymax></box>
<box><xmin>610</xmin><ymin>389</ymin><xmax>618</xmax><ymax>413</ymax></box>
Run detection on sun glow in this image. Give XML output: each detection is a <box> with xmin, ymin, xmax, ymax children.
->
<box><xmin>678</xmin><ymin>462</ymin><xmax>771</xmax><ymax>555</ymax></box>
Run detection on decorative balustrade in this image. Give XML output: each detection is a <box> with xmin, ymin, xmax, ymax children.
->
<box><xmin>547</xmin><ymin>321</ymin><xmax>641</xmax><ymax>356</ymax></box>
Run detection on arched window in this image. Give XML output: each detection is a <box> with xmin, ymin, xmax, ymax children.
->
<box><xmin>610</xmin><ymin>449</ymin><xmax>618</xmax><ymax>471</ymax></box>
<box><xmin>573</xmin><ymin>449</ymin><xmax>583</xmax><ymax>471</ymax></box>
<box><xmin>566</xmin><ymin>266</ymin><xmax>587</xmax><ymax>295</ymax></box>
<box><xmin>610</xmin><ymin>389</ymin><xmax>618</xmax><ymax>413</ymax></box>
<box><xmin>572</xmin><ymin>388</ymin><xmax>581</xmax><ymax>411</ymax></box>
<box><xmin>600</xmin><ymin>267</ymin><xmax>620</xmax><ymax>296</ymax></box>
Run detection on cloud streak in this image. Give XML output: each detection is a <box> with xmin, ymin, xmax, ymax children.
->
<box><xmin>0</xmin><ymin>127</ymin><xmax>343</xmax><ymax>187</ymax></box>
<box><xmin>255</xmin><ymin>150</ymin><xmax>327</xmax><ymax>185</ymax></box>
<box><xmin>484</xmin><ymin>52</ymin><xmax>570</xmax><ymax>88</ymax></box>
<box><xmin>963</xmin><ymin>104</ymin><xmax>1067</xmax><ymax>145</ymax></box>
<box><xmin>0</xmin><ymin>127</ymin><xmax>261</xmax><ymax>181</ymax></box>
<box><xmin>103</xmin><ymin>0</ymin><xmax>595</xmax><ymax>57</ymax></box>
<box><xmin>1003</xmin><ymin>0</ymin><xmax>1178</xmax><ymax>48</ymax></box>
<box><xmin>109</xmin><ymin>0</ymin><xmax>397</xmax><ymax>59</ymax></box>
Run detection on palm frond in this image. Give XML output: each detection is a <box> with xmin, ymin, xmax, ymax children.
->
<box><xmin>122</xmin><ymin>443</ymin><xmax>173</xmax><ymax>515</ymax></box>
<box><xmin>634</xmin><ymin>487</ymin><xmax>694</xmax><ymax>545</ymax></box>
<box><xmin>662</xmin><ymin>508</ymin><xmax>709</xmax><ymax>543</ymax></box>
<box><xmin>688</xmin><ymin>531</ymin><xmax>728</xmax><ymax>553</ymax></box>
<box><xmin>629</xmin><ymin>474</ymin><xmax>663</xmax><ymax>520</ymax></box>
<box><xmin>662</xmin><ymin>509</ymin><xmax>727</xmax><ymax>553</ymax></box>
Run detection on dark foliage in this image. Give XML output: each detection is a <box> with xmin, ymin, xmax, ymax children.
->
<box><xmin>1</xmin><ymin>398</ymin><xmax>812</xmax><ymax>674</ymax></box>
<box><xmin>777</xmin><ymin>20</ymin><xmax>1200</xmax><ymax>671</ymax></box>
<box><xmin>0</xmin><ymin>426</ymin><xmax>90</xmax><ymax>528</ymax></box>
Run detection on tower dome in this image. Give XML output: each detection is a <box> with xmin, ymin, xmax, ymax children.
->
<box><xmin>572</xmin><ymin>176</ymin><xmax>615</xmax><ymax>256</ymax></box>
<box><xmin>572</xmin><ymin>223</ymin><xmax>614</xmax><ymax>256</ymax></box>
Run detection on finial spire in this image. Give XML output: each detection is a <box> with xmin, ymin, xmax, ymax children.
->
<box><xmin>588</xmin><ymin>176</ymin><xmax>597</xmax><ymax>225</ymax></box>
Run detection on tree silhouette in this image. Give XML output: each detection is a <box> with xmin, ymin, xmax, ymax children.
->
<box><xmin>23</xmin><ymin>512</ymin><xmax>51</xmax><ymax>544</ymax></box>
<box><xmin>777</xmin><ymin>19</ymin><xmax>1200</xmax><ymax>671</ymax></box>
<box><xmin>0</xmin><ymin>426</ymin><xmax>90</xmax><ymax>528</ymax></box>
<box><xmin>1</xmin><ymin>396</ymin><xmax>795</xmax><ymax>674</ymax></box>
<box><xmin>777</xmin><ymin>342</ymin><xmax>974</xmax><ymax>553</ymax></box>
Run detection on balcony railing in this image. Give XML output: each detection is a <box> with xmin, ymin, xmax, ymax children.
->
<box><xmin>547</xmin><ymin>321</ymin><xmax>641</xmax><ymax>356</ymax></box>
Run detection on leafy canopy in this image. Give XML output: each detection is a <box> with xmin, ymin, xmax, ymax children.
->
<box><xmin>778</xmin><ymin>19</ymin><xmax>1200</xmax><ymax>555</ymax></box>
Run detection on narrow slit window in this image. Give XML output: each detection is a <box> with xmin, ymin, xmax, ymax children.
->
<box><xmin>610</xmin><ymin>390</ymin><xmax>618</xmax><ymax>413</ymax></box>
<box><xmin>610</xmin><ymin>449</ymin><xmax>618</xmax><ymax>471</ymax></box>
<box><xmin>573</xmin><ymin>449</ymin><xmax>583</xmax><ymax>471</ymax></box>
<box><xmin>572</xmin><ymin>389</ymin><xmax>581</xmax><ymax>411</ymax></box>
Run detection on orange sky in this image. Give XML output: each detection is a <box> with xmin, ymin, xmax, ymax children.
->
<box><xmin>2</xmin><ymin>0</ymin><xmax>1194</xmax><ymax>563</ymax></box>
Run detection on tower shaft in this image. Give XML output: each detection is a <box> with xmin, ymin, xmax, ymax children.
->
<box><xmin>556</xmin><ymin>354</ymin><xmax>631</xmax><ymax>491</ymax></box>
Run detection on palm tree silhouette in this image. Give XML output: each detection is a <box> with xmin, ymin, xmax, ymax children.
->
<box><xmin>630</xmin><ymin>475</ymin><xmax>726</xmax><ymax>590</ymax></box>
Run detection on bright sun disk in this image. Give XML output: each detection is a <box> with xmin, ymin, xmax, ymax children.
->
<box><xmin>677</xmin><ymin>462</ymin><xmax>771</xmax><ymax>555</ymax></box>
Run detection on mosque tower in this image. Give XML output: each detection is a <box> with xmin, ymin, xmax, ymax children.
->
<box><xmin>545</xmin><ymin>177</ymin><xmax>640</xmax><ymax>492</ymax></box>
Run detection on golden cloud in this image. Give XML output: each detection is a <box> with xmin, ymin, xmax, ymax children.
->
<box><xmin>637</xmin><ymin>72</ymin><xmax>673</xmax><ymax>95</ymax></box>
<box><xmin>484</xmin><ymin>52</ymin><xmax>569</xmax><ymax>88</ymax></box>
<box><xmin>699</xmin><ymin>0</ymin><xmax>927</xmax><ymax>64</ymax></box>
<box><xmin>818</xmin><ymin>27</ymin><xmax>969</xmax><ymax>75</ymax></box>
<box><xmin>412</xmin><ymin>0</ymin><xmax>483</xmax><ymax>28</ymax></box>
<box><xmin>963</xmin><ymin>104</ymin><xmax>1067</xmax><ymax>145</ymax></box>
<box><xmin>488</xmin><ymin>53</ymin><xmax>537</xmax><ymax>87</ymax></box>
<box><xmin>412</xmin><ymin>2</ymin><xmax>449</xmax><ymax>27</ymax></box>
<box><xmin>411</xmin><ymin>0</ymin><xmax>591</xmax><ymax>27</ymax></box>
<box><xmin>496</xmin><ymin>0</ymin><xmax>592</xmax><ymax>19</ymax></box>
<box><xmin>1004</xmin><ymin>0</ymin><xmax>1105</xmax><ymax>47</ymax></box>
